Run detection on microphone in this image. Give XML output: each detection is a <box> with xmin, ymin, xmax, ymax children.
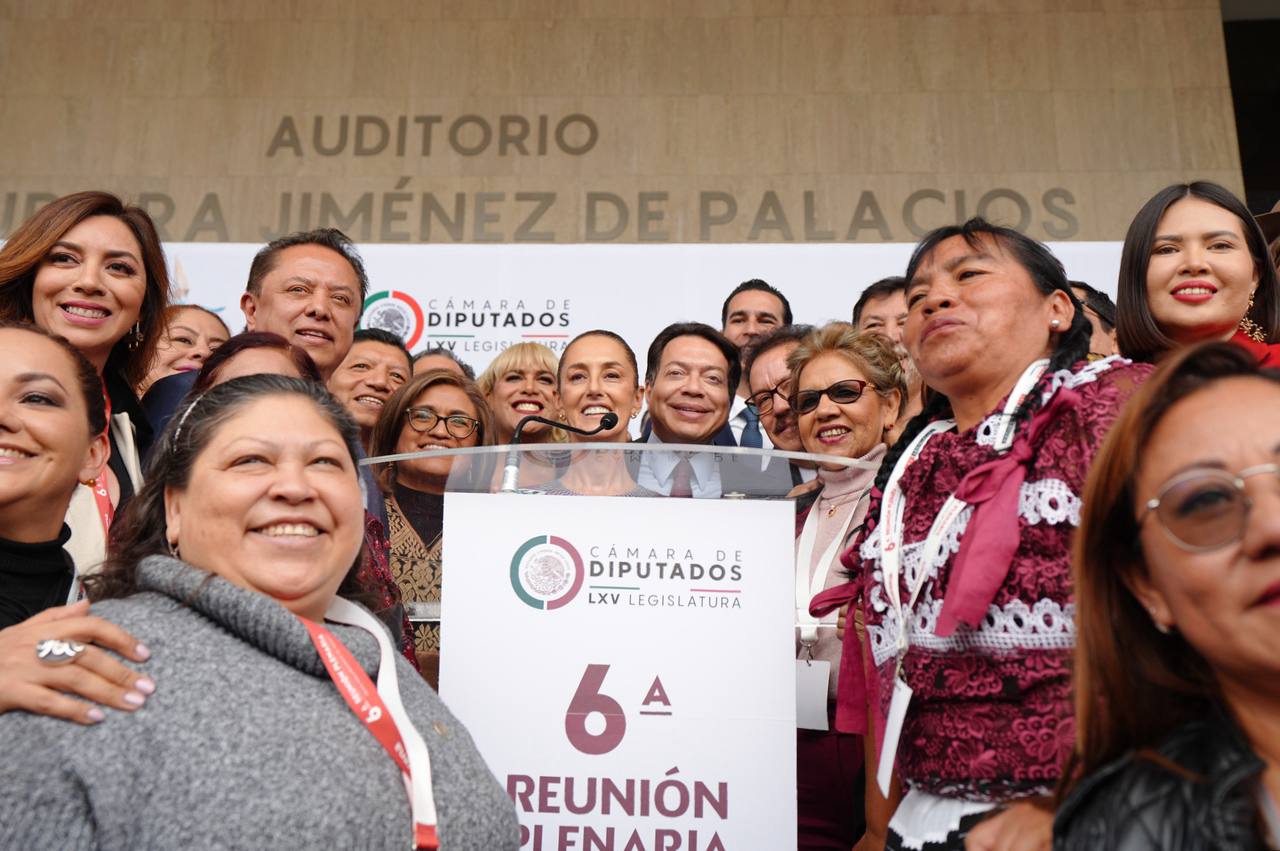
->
<box><xmin>500</xmin><ymin>413</ymin><xmax>621</xmax><ymax>493</ymax></box>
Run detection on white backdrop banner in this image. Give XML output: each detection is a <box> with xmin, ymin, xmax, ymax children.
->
<box><xmin>439</xmin><ymin>492</ymin><xmax>798</xmax><ymax>851</ymax></box>
<box><xmin>165</xmin><ymin>241</ymin><xmax>1122</xmax><ymax>375</ymax></box>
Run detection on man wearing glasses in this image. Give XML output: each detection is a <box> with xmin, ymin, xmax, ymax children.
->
<box><xmin>743</xmin><ymin>325</ymin><xmax>819</xmax><ymax>488</ymax></box>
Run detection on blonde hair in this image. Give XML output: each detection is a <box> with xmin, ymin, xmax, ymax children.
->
<box><xmin>786</xmin><ymin>322</ymin><xmax>907</xmax><ymax>406</ymax></box>
<box><xmin>475</xmin><ymin>342</ymin><xmax>559</xmax><ymax>395</ymax></box>
<box><xmin>476</xmin><ymin>341</ymin><xmax>566</xmax><ymax>443</ymax></box>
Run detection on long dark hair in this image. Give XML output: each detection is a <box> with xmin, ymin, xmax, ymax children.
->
<box><xmin>0</xmin><ymin>191</ymin><xmax>171</xmax><ymax>387</ymax></box>
<box><xmin>1065</xmin><ymin>342</ymin><xmax>1273</xmax><ymax>792</ymax></box>
<box><xmin>1116</xmin><ymin>181</ymin><xmax>1280</xmax><ymax>362</ymax></box>
<box><xmin>874</xmin><ymin>218</ymin><xmax>1091</xmax><ymax>493</ymax></box>
<box><xmin>86</xmin><ymin>375</ymin><xmax>366</xmax><ymax>601</ymax></box>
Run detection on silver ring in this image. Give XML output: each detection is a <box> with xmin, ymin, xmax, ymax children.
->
<box><xmin>35</xmin><ymin>639</ymin><xmax>86</xmax><ymax>666</ymax></box>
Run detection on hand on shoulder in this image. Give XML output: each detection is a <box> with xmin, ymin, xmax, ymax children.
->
<box><xmin>0</xmin><ymin>601</ymin><xmax>155</xmax><ymax>725</ymax></box>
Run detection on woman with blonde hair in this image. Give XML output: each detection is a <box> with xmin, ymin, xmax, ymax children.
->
<box><xmin>476</xmin><ymin>342</ymin><xmax>565</xmax><ymax>489</ymax></box>
<box><xmin>475</xmin><ymin>342</ymin><xmax>564</xmax><ymax>444</ymax></box>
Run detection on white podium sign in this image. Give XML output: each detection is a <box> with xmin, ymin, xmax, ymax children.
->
<box><xmin>440</xmin><ymin>493</ymin><xmax>797</xmax><ymax>851</ymax></box>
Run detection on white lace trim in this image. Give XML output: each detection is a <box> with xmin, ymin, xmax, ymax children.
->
<box><xmin>1039</xmin><ymin>355</ymin><xmax>1129</xmax><ymax>404</ymax></box>
<box><xmin>861</xmin><ymin>480</ymin><xmax>1078</xmax><ymax>661</ymax></box>
<box><xmin>861</xmin><ymin>482</ymin><xmax>1078</xmax><ymax>578</ymax></box>
<box><xmin>869</xmin><ymin>596</ymin><xmax>1076</xmax><ymax>666</ymax></box>
<box><xmin>973</xmin><ymin>357</ymin><xmax>1129</xmax><ymax>447</ymax></box>
<box><xmin>1018</xmin><ymin>478</ymin><xmax>1080</xmax><ymax>527</ymax></box>
<box><xmin>975</xmin><ymin>413</ymin><xmax>1014</xmax><ymax>448</ymax></box>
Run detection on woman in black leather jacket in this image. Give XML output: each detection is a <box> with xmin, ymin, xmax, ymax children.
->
<box><xmin>1055</xmin><ymin>342</ymin><xmax>1280</xmax><ymax>850</ymax></box>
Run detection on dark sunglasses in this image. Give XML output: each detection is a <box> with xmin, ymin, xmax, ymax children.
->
<box><xmin>790</xmin><ymin>379</ymin><xmax>872</xmax><ymax>414</ymax></box>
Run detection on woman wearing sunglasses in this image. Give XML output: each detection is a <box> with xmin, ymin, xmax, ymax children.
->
<box><xmin>810</xmin><ymin>219</ymin><xmax>1152</xmax><ymax>851</ymax></box>
<box><xmin>787</xmin><ymin>324</ymin><xmax>905</xmax><ymax>850</ymax></box>
<box><xmin>1057</xmin><ymin>341</ymin><xmax>1280</xmax><ymax>849</ymax></box>
<box><xmin>369</xmin><ymin>369</ymin><xmax>493</xmax><ymax>687</ymax></box>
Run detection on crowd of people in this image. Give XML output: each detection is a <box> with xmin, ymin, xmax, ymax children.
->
<box><xmin>0</xmin><ymin>182</ymin><xmax>1276</xmax><ymax>849</ymax></box>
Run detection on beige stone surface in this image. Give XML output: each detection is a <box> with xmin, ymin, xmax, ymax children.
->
<box><xmin>0</xmin><ymin>0</ymin><xmax>1243</xmax><ymax>242</ymax></box>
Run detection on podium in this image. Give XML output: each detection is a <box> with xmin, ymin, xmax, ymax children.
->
<box><xmin>363</xmin><ymin>443</ymin><xmax>873</xmax><ymax>851</ymax></box>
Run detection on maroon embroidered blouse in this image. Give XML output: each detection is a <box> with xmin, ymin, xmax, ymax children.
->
<box><xmin>837</xmin><ymin>357</ymin><xmax>1151</xmax><ymax>802</ymax></box>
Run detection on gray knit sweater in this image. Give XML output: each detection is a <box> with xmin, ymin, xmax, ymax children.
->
<box><xmin>0</xmin><ymin>556</ymin><xmax>519</xmax><ymax>850</ymax></box>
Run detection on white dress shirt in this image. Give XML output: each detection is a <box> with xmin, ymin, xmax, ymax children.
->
<box><xmin>635</xmin><ymin>431</ymin><xmax>723</xmax><ymax>498</ymax></box>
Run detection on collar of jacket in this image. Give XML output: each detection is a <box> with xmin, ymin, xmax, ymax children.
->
<box><xmin>1057</xmin><ymin>703</ymin><xmax>1266</xmax><ymax>848</ymax></box>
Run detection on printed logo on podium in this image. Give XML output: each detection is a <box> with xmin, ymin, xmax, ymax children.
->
<box><xmin>510</xmin><ymin>535</ymin><xmax>584</xmax><ymax>610</ymax></box>
<box><xmin>362</xmin><ymin>290</ymin><xmax>424</xmax><ymax>349</ymax></box>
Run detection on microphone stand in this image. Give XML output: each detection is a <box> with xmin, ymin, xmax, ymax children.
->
<box><xmin>499</xmin><ymin>413</ymin><xmax>619</xmax><ymax>493</ymax></box>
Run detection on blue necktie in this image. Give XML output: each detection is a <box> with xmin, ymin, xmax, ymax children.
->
<box><xmin>740</xmin><ymin>406</ymin><xmax>763</xmax><ymax>448</ymax></box>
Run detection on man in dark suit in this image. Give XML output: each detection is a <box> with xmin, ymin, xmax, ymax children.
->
<box><xmin>719</xmin><ymin>278</ymin><xmax>792</xmax><ymax>449</ymax></box>
<box><xmin>635</xmin><ymin>322</ymin><xmax>739</xmax><ymax>497</ymax></box>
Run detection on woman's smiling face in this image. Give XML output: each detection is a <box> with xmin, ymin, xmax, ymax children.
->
<box><xmin>1144</xmin><ymin>197</ymin><xmax>1260</xmax><ymax>347</ymax></box>
<box><xmin>558</xmin><ymin>335</ymin><xmax>642</xmax><ymax>443</ymax></box>
<box><xmin>164</xmin><ymin>394</ymin><xmax>364</xmax><ymax>621</ymax></box>
<box><xmin>0</xmin><ymin>329</ymin><xmax>107</xmax><ymax>541</ymax></box>
<box><xmin>30</xmin><ymin>215</ymin><xmax>148</xmax><ymax>373</ymax></box>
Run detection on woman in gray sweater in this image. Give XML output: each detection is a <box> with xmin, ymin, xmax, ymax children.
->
<box><xmin>0</xmin><ymin>374</ymin><xmax>519</xmax><ymax>850</ymax></box>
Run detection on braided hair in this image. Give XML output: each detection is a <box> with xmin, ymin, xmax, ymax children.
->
<box><xmin>872</xmin><ymin>218</ymin><xmax>1092</xmax><ymax>493</ymax></box>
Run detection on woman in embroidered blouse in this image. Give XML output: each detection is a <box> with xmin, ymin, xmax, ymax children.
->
<box><xmin>812</xmin><ymin>219</ymin><xmax>1151</xmax><ymax>851</ymax></box>
<box><xmin>369</xmin><ymin>369</ymin><xmax>494</xmax><ymax>687</ymax></box>
<box><xmin>1056</xmin><ymin>341</ymin><xmax>1280</xmax><ymax>849</ymax></box>
<box><xmin>1116</xmin><ymin>181</ymin><xmax>1280</xmax><ymax>366</ymax></box>
<box><xmin>788</xmin><ymin>324</ymin><xmax>904</xmax><ymax>850</ymax></box>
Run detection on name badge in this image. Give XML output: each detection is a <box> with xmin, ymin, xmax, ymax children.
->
<box><xmin>795</xmin><ymin>658</ymin><xmax>831</xmax><ymax>731</ymax></box>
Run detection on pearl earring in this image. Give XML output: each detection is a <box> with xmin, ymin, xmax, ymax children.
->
<box><xmin>1149</xmin><ymin>610</ymin><xmax>1170</xmax><ymax>634</ymax></box>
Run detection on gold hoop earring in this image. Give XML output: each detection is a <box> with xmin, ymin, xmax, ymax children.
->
<box><xmin>1240</xmin><ymin>292</ymin><xmax>1266</xmax><ymax>343</ymax></box>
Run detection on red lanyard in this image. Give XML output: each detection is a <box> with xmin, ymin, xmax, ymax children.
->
<box><xmin>90</xmin><ymin>388</ymin><xmax>115</xmax><ymax>535</ymax></box>
<box><xmin>300</xmin><ymin>617</ymin><xmax>440</xmax><ymax>850</ymax></box>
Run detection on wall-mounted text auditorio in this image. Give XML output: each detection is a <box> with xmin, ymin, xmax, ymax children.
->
<box><xmin>0</xmin><ymin>1</ymin><xmax>1241</xmax><ymax>243</ymax></box>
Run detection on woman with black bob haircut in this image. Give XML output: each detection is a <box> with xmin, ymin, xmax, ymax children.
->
<box><xmin>810</xmin><ymin>219</ymin><xmax>1151</xmax><ymax>850</ymax></box>
<box><xmin>1116</xmin><ymin>180</ymin><xmax>1280</xmax><ymax>365</ymax></box>
<box><xmin>1057</xmin><ymin>341</ymin><xmax>1280</xmax><ymax>848</ymax></box>
<box><xmin>0</xmin><ymin>374</ymin><xmax>518</xmax><ymax>849</ymax></box>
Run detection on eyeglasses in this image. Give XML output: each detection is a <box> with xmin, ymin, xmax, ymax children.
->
<box><xmin>745</xmin><ymin>382</ymin><xmax>789</xmax><ymax>415</ymax></box>
<box><xmin>405</xmin><ymin>406</ymin><xmax>480</xmax><ymax>439</ymax></box>
<box><xmin>1139</xmin><ymin>463</ymin><xmax>1280</xmax><ymax>552</ymax></box>
<box><xmin>790</xmin><ymin>379</ymin><xmax>872</xmax><ymax>415</ymax></box>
